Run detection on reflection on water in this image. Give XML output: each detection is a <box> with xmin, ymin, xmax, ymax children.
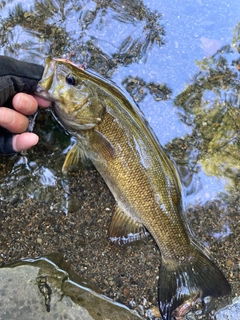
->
<box><xmin>0</xmin><ymin>0</ymin><xmax>165</xmax><ymax>68</ymax></box>
<box><xmin>34</xmin><ymin>166</ymin><xmax>57</xmax><ymax>187</ymax></box>
<box><xmin>174</xmin><ymin>39</ymin><xmax>240</xmax><ymax>199</ymax></box>
<box><xmin>0</xmin><ymin>111</ymin><xmax>70</xmax><ymax>213</ymax></box>
<box><xmin>0</xmin><ymin>0</ymin><xmax>239</xmax><ymax>318</ymax></box>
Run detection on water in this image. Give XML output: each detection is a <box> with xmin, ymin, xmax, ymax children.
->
<box><xmin>0</xmin><ymin>1</ymin><xmax>239</xmax><ymax>319</ymax></box>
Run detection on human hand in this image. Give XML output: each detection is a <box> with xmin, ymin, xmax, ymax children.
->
<box><xmin>0</xmin><ymin>93</ymin><xmax>50</xmax><ymax>153</ymax></box>
<box><xmin>0</xmin><ymin>56</ymin><xmax>50</xmax><ymax>154</ymax></box>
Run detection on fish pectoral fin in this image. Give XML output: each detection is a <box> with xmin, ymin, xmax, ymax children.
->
<box><xmin>92</xmin><ymin>130</ymin><xmax>115</xmax><ymax>161</ymax></box>
<box><xmin>109</xmin><ymin>205</ymin><xmax>148</xmax><ymax>245</ymax></box>
<box><xmin>62</xmin><ymin>142</ymin><xmax>90</xmax><ymax>173</ymax></box>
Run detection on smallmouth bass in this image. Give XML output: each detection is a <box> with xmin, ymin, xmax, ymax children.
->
<box><xmin>37</xmin><ymin>57</ymin><xmax>230</xmax><ymax>319</ymax></box>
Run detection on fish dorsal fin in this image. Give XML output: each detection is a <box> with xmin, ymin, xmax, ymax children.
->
<box><xmin>91</xmin><ymin>130</ymin><xmax>115</xmax><ymax>161</ymax></box>
<box><xmin>109</xmin><ymin>205</ymin><xmax>148</xmax><ymax>245</ymax></box>
<box><xmin>62</xmin><ymin>142</ymin><xmax>88</xmax><ymax>173</ymax></box>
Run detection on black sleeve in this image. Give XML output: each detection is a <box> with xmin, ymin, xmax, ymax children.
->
<box><xmin>0</xmin><ymin>56</ymin><xmax>44</xmax><ymax>154</ymax></box>
<box><xmin>0</xmin><ymin>55</ymin><xmax>44</xmax><ymax>106</ymax></box>
<box><xmin>0</xmin><ymin>128</ymin><xmax>14</xmax><ymax>154</ymax></box>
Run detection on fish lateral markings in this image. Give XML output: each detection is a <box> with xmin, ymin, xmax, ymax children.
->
<box><xmin>37</xmin><ymin>57</ymin><xmax>231</xmax><ymax>319</ymax></box>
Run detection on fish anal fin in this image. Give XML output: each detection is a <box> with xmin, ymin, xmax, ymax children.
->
<box><xmin>109</xmin><ymin>205</ymin><xmax>148</xmax><ymax>245</ymax></box>
<box><xmin>158</xmin><ymin>249</ymin><xmax>231</xmax><ymax>320</ymax></box>
<box><xmin>92</xmin><ymin>130</ymin><xmax>115</xmax><ymax>161</ymax></box>
<box><xmin>62</xmin><ymin>143</ymin><xmax>89</xmax><ymax>173</ymax></box>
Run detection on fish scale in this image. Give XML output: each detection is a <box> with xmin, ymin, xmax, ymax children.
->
<box><xmin>37</xmin><ymin>57</ymin><xmax>231</xmax><ymax>320</ymax></box>
<box><xmin>95</xmin><ymin>110</ymin><xmax>190</xmax><ymax>258</ymax></box>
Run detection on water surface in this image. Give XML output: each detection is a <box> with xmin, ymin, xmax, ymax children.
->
<box><xmin>0</xmin><ymin>1</ymin><xmax>239</xmax><ymax>319</ymax></box>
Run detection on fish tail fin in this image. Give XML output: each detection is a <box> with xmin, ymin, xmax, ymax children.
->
<box><xmin>158</xmin><ymin>249</ymin><xmax>231</xmax><ymax>320</ymax></box>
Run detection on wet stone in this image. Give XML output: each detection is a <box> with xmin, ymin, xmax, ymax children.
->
<box><xmin>214</xmin><ymin>298</ymin><xmax>240</xmax><ymax>320</ymax></box>
<box><xmin>0</xmin><ymin>257</ymin><xmax>141</xmax><ymax>320</ymax></box>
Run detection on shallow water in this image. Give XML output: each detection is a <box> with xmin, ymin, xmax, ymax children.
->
<box><xmin>0</xmin><ymin>1</ymin><xmax>239</xmax><ymax>319</ymax></box>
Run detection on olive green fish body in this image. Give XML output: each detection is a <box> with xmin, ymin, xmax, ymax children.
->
<box><xmin>38</xmin><ymin>58</ymin><xmax>230</xmax><ymax>319</ymax></box>
<box><xmin>90</xmin><ymin>103</ymin><xmax>190</xmax><ymax>260</ymax></box>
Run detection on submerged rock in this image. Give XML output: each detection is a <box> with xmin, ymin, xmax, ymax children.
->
<box><xmin>0</xmin><ymin>256</ymin><xmax>141</xmax><ymax>320</ymax></box>
<box><xmin>215</xmin><ymin>297</ymin><xmax>240</xmax><ymax>320</ymax></box>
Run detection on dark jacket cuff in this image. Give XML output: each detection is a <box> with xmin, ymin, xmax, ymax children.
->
<box><xmin>0</xmin><ymin>128</ymin><xmax>14</xmax><ymax>154</ymax></box>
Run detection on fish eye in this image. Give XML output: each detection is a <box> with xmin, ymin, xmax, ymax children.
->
<box><xmin>66</xmin><ymin>75</ymin><xmax>76</xmax><ymax>85</ymax></box>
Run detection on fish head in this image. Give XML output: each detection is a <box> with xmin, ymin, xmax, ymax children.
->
<box><xmin>37</xmin><ymin>57</ymin><xmax>106</xmax><ymax>131</ymax></box>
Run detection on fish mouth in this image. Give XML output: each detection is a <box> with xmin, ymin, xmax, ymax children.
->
<box><xmin>35</xmin><ymin>84</ymin><xmax>70</xmax><ymax>134</ymax></box>
<box><xmin>34</xmin><ymin>84</ymin><xmax>57</xmax><ymax>103</ymax></box>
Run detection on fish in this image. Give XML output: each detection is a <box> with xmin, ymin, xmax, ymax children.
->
<box><xmin>37</xmin><ymin>57</ymin><xmax>231</xmax><ymax>319</ymax></box>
